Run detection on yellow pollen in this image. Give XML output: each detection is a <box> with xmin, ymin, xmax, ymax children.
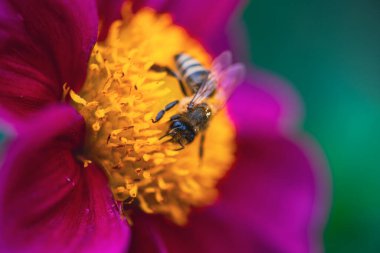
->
<box><xmin>71</xmin><ymin>7</ymin><xmax>235</xmax><ymax>225</ymax></box>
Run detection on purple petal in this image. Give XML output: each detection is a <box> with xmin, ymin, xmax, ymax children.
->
<box><xmin>133</xmin><ymin>0</ymin><xmax>244</xmax><ymax>56</ymax></box>
<box><xmin>0</xmin><ymin>0</ymin><xmax>98</xmax><ymax>116</ymax></box>
<box><xmin>228</xmin><ymin>69</ymin><xmax>304</xmax><ymax>135</ymax></box>
<box><xmin>0</xmin><ymin>105</ymin><xmax>130</xmax><ymax>253</ymax></box>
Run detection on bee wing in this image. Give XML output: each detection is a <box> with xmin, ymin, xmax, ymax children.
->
<box><xmin>211</xmin><ymin>51</ymin><xmax>232</xmax><ymax>75</ymax></box>
<box><xmin>189</xmin><ymin>73</ymin><xmax>218</xmax><ymax>106</ymax></box>
<box><xmin>214</xmin><ymin>63</ymin><xmax>246</xmax><ymax>110</ymax></box>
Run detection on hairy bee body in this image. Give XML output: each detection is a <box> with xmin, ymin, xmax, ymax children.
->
<box><xmin>151</xmin><ymin>51</ymin><xmax>245</xmax><ymax>156</ymax></box>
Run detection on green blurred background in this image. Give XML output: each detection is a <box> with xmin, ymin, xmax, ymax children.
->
<box><xmin>242</xmin><ymin>0</ymin><xmax>380</xmax><ymax>252</ymax></box>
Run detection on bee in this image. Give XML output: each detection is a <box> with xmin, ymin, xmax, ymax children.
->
<box><xmin>150</xmin><ymin>51</ymin><xmax>245</xmax><ymax>159</ymax></box>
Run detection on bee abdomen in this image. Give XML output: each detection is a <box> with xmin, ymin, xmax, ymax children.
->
<box><xmin>175</xmin><ymin>53</ymin><xmax>209</xmax><ymax>92</ymax></box>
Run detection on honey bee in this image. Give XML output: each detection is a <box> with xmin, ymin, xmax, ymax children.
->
<box><xmin>150</xmin><ymin>51</ymin><xmax>245</xmax><ymax>159</ymax></box>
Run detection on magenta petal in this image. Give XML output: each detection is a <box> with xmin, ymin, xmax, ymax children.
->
<box><xmin>0</xmin><ymin>105</ymin><xmax>130</xmax><ymax>253</ymax></box>
<box><xmin>228</xmin><ymin>69</ymin><xmax>303</xmax><ymax>135</ymax></box>
<box><xmin>134</xmin><ymin>0</ymin><xmax>242</xmax><ymax>55</ymax></box>
<box><xmin>129</xmin><ymin>134</ymin><xmax>328</xmax><ymax>253</ymax></box>
<box><xmin>0</xmin><ymin>0</ymin><xmax>98</xmax><ymax>116</ymax></box>
<box><xmin>214</xmin><ymin>134</ymin><xmax>329</xmax><ymax>253</ymax></box>
<box><xmin>129</xmin><ymin>211</ymin><xmax>267</xmax><ymax>253</ymax></box>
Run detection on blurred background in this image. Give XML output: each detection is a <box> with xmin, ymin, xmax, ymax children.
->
<box><xmin>242</xmin><ymin>0</ymin><xmax>380</xmax><ymax>252</ymax></box>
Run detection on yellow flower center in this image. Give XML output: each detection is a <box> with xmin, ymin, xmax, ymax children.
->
<box><xmin>71</xmin><ymin>6</ymin><xmax>235</xmax><ymax>225</ymax></box>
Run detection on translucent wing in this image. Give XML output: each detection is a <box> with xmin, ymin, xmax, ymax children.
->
<box><xmin>213</xmin><ymin>63</ymin><xmax>245</xmax><ymax>110</ymax></box>
<box><xmin>211</xmin><ymin>51</ymin><xmax>232</xmax><ymax>75</ymax></box>
<box><xmin>188</xmin><ymin>51</ymin><xmax>232</xmax><ymax>107</ymax></box>
<box><xmin>188</xmin><ymin>73</ymin><xmax>217</xmax><ymax>107</ymax></box>
<box><xmin>188</xmin><ymin>52</ymin><xmax>245</xmax><ymax>111</ymax></box>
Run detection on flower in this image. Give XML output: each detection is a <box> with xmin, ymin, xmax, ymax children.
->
<box><xmin>0</xmin><ymin>1</ymin><xmax>329</xmax><ymax>253</ymax></box>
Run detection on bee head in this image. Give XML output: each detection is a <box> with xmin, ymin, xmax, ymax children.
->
<box><xmin>169</xmin><ymin>120</ymin><xmax>195</xmax><ymax>145</ymax></box>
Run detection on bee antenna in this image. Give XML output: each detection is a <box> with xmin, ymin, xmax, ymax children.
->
<box><xmin>159</xmin><ymin>133</ymin><xmax>171</xmax><ymax>140</ymax></box>
<box><xmin>162</xmin><ymin>138</ymin><xmax>173</xmax><ymax>144</ymax></box>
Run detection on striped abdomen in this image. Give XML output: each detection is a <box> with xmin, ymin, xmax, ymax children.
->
<box><xmin>175</xmin><ymin>53</ymin><xmax>209</xmax><ymax>93</ymax></box>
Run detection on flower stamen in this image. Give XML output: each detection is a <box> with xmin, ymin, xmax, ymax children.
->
<box><xmin>71</xmin><ymin>7</ymin><xmax>235</xmax><ymax>225</ymax></box>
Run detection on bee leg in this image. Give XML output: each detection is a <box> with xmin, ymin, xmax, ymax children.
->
<box><xmin>159</xmin><ymin>133</ymin><xmax>171</xmax><ymax>140</ymax></box>
<box><xmin>152</xmin><ymin>100</ymin><xmax>179</xmax><ymax>123</ymax></box>
<box><xmin>152</xmin><ymin>110</ymin><xmax>165</xmax><ymax>123</ymax></box>
<box><xmin>199</xmin><ymin>132</ymin><xmax>206</xmax><ymax>161</ymax></box>
<box><xmin>174</xmin><ymin>141</ymin><xmax>185</xmax><ymax>151</ymax></box>
<box><xmin>150</xmin><ymin>64</ymin><xmax>188</xmax><ymax>96</ymax></box>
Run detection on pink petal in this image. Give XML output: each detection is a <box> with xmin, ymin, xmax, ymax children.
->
<box><xmin>0</xmin><ymin>0</ymin><xmax>98</xmax><ymax>116</ymax></box>
<box><xmin>228</xmin><ymin>69</ymin><xmax>304</xmax><ymax>135</ymax></box>
<box><xmin>0</xmin><ymin>105</ymin><xmax>130</xmax><ymax>253</ymax></box>
<box><xmin>133</xmin><ymin>0</ymin><xmax>243</xmax><ymax>55</ymax></box>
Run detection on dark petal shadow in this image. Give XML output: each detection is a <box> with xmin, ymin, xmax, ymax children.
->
<box><xmin>0</xmin><ymin>0</ymin><xmax>98</xmax><ymax>116</ymax></box>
